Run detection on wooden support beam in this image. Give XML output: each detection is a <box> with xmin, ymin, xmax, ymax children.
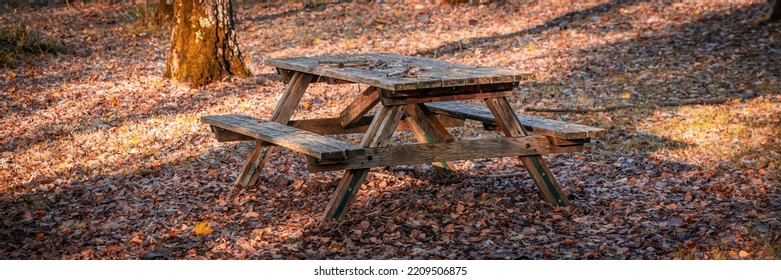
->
<box><xmin>404</xmin><ymin>103</ymin><xmax>456</xmax><ymax>170</ymax></box>
<box><xmin>236</xmin><ymin>72</ymin><xmax>312</xmax><ymax>187</ymax></box>
<box><xmin>381</xmin><ymin>90</ymin><xmax>513</xmax><ymax>106</ymax></box>
<box><xmin>210</xmin><ymin>126</ymin><xmax>253</xmax><ymax>142</ymax></box>
<box><xmin>322</xmin><ymin>105</ymin><xmax>406</xmax><ymax>221</ymax></box>
<box><xmin>292</xmin><ymin>115</ymin><xmax>465</xmax><ymax>135</ymax></box>
<box><xmin>378</xmin><ymin>83</ymin><xmax>517</xmax><ymax>97</ymax></box>
<box><xmin>548</xmin><ymin>137</ymin><xmax>590</xmax><ymax>147</ymax></box>
<box><xmin>485</xmin><ymin>97</ymin><xmax>570</xmax><ymax>207</ymax></box>
<box><xmin>339</xmin><ymin>87</ymin><xmax>380</xmax><ymax>128</ymax></box>
<box><xmin>209</xmin><ymin>115</ymin><xmax>465</xmax><ymax>143</ymax></box>
<box><xmin>308</xmin><ymin>136</ymin><xmax>583</xmax><ymax>172</ymax></box>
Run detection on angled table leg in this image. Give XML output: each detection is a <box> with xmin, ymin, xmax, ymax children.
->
<box><xmin>485</xmin><ymin>97</ymin><xmax>571</xmax><ymax>206</ymax></box>
<box><xmin>339</xmin><ymin>87</ymin><xmax>380</xmax><ymax>128</ymax></box>
<box><xmin>404</xmin><ymin>103</ymin><xmax>456</xmax><ymax>170</ymax></box>
<box><xmin>235</xmin><ymin>72</ymin><xmax>313</xmax><ymax>187</ymax></box>
<box><xmin>322</xmin><ymin>105</ymin><xmax>406</xmax><ymax>221</ymax></box>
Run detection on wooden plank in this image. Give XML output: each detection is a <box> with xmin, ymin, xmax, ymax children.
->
<box><xmin>426</xmin><ymin>101</ymin><xmax>606</xmax><ymax>140</ymax></box>
<box><xmin>549</xmin><ymin>137</ymin><xmax>590</xmax><ymax>147</ymax></box>
<box><xmin>309</xmin><ymin>136</ymin><xmax>583</xmax><ymax>172</ymax></box>
<box><xmin>236</xmin><ymin>72</ymin><xmax>312</xmax><ymax>187</ymax></box>
<box><xmin>379</xmin><ymin>82</ymin><xmax>517</xmax><ymax>98</ymax></box>
<box><xmin>405</xmin><ymin>103</ymin><xmax>456</xmax><ymax>170</ymax></box>
<box><xmin>265</xmin><ymin>54</ymin><xmax>532</xmax><ymax>92</ymax></box>
<box><xmin>289</xmin><ymin>115</ymin><xmax>465</xmax><ymax>135</ymax></box>
<box><xmin>202</xmin><ymin>115</ymin><xmax>365</xmax><ymax>160</ymax></box>
<box><xmin>485</xmin><ymin>97</ymin><xmax>570</xmax><ymax>207</ymax></box>
<box><xmin>339</xmin><ymin>87</ymin><xmax>380</xmax><ymax>128</ymax></box>
<box><xmin>382</xmin><ymin>91</ymin><xmax>513</xmax><ymax>106</ymax></box>
<box><xmin>322</xmin><ymin>105</ymin><xmax>406</xmax><ymax>221</ymax></box>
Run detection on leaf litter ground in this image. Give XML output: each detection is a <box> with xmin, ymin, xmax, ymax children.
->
<box><xmin>0</xmin><ymin>1</ymin><xmax>779</xmax><ymax>259</ymax></box>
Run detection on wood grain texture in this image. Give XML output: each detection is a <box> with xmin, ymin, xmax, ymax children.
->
<box><xmin>207</xmin><ymin>115</ymin><xmax>466</xmax><ymax>142</ymax></box>
<box><xmin>339</xmin><ymin>87</ymin><xmax>380</xmax><ymax>128</ymax></box>
<box><xmin>266</xmin><ymin>53</ymin><xmax>534</xmax><ymax>93</ymax></box>
<box><xmin>323</xmin><ymin>105</ymin><xmax>406</xmax><ymax>221</ymax></box>
<box><xmin>381</xmin><ymin>90</ymin><xmax>513</xmax><ymax>106</ymax></box>
<box><xmin>405</xmin><ymin>103</ymin><xmax>455</xmax><ymax>170</ymax></box>
<box><xmin>201</xmin><ymin>114</ymin><xmax>364</xmax><ymax>160</ymax></box>
<box><xmin>485</xmin><ymin>97</ymin><xmax>571</xmax><ymax>207</ymax></box>
<box><xmin>308</xmin><ymin>136</ymin><xmax>584</xmax><ymax>172</ymax></box>
<box><xmin>236</xmin><ymin>72</ymin><xmax>312</xmax><ymax>187</ymax></box>
<box><xmin>289</xmin><ymin>115</ymin><xmax>464</xmax><ymax>135</ymax></box>
<box><xmin>426</xmin><ymin>101</ymin><xmax>605</xmax><ymax>139</ymax></box>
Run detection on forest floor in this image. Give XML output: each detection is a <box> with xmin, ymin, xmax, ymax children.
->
<box><xmin>1</xmin><ymin>0</ymin><xmax>780</xmax><ymax>260</ymax></box>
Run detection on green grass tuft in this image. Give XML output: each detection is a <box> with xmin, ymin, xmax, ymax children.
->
<box><xmin>0</xmin><ymin>22</ymin><xmax>68</xmax><ymax>68</ymax></box>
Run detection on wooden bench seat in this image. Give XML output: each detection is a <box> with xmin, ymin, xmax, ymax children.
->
<box><xmin>201</xmin><ymin>114</ymin><xmax>365</xmax><ymax>160</ymax></box>
<box><xmin>426</xmin><ymin>101</ymin><xmax>605</xmax><ymax>140</ymax></box>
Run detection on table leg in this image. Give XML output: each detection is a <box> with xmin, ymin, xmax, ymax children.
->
<box><xmin>235</xmin><ymin>72</ymin><xmax>313</xmax><ymax>187</ymax></box>
<box><xmin>404</xmin><ymin>103</ymin><xmax>456</xmax><ymax>170</ymax></box>
<box><xmin>339</xmin><ymin>87</ymin><xmax>380</xmax><ymax>128</ymax></box>
<box><xmin>322</xmin><ymin>105</ymin><xmax>406</xmax><ymax>221</ymax></box>
<box><xmin>484</xmin><ymin>97</ymin><xmax>571</xmax><ymax>206</ymax></box>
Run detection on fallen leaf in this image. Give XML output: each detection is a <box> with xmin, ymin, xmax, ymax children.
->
<box><xmin>193</xmin><ymin>222</ymin><xmax>213</xmax><ymax>235</ymax></box>
<box><xmin>129</xmin><ymin>235</ymin><xmax>143</xmax><ymax>245</ymax></box>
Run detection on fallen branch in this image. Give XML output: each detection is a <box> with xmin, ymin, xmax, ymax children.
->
<box><xmin>524</xmin><ymin>91</ymin><xmax>759</xmax><ymax>113</ymax></box>
<box><xmin>317</xmin><ymin>60</ymin><xmax>374</xmax><ymax>68</ymax></box>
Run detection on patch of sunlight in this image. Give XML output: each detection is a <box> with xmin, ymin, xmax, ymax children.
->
<box><xmin>9</xmin><ymin>112</ymin><xmax>213</xmax><ymax>188</ymax></box>
<box><xmin>637</xmin><ymin>99</ymin><xmax>781</xmax><ymax>168</ymax></box>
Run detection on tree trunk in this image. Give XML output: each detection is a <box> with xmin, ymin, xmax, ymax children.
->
<box><xmin>165</xmin><ymin>0</ymin><xmax>251</xmax><ymax>86</ymax></box>
<box><xmin>155</xmin><ymin>0</ymin><xmax>174</xmax><ymax>23</ymax></box>
<box><xmin>769</xmin><ymin>0</ymin><xmax>781</xmax><ymax>22</ymax></box>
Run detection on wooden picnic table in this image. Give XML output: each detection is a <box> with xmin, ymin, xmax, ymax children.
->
<box><xmin>201</xmin><ymin>53</ymin><xmax>604</xmax><ymax>221</ymax></box>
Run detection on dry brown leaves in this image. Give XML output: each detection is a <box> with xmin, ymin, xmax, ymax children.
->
<box><xmin>1</xmin><ymin>0</ymin><xmax>779</xmax><ymax>260</ymax></box>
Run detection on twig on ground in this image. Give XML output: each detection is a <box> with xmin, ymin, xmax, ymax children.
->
<box><xmin>486</xmin><ymin>172</ymin><xmax>524</xmax><ymax>178</ymax></box>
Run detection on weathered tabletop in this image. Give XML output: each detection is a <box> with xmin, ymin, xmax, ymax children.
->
<box><xmin>203</xmin><ymin>53</ymin><xmax>601</xmax><ymax>221</ymax></box>
<box><xmin>265</xmin><ymin>53</ymin><xmax>536</xmax><ymax>94</ymax></box>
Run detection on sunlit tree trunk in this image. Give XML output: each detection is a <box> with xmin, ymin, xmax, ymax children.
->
<box><xmin>164</xmin><ymin>0</ymin><xmax>251</xmax><ymax>86</ymax></box>
<box><xmin>769</xmin><ymin>0</ymin><xmax>780</xmax><ymax>22</ymax></box>
<box><xmin>156</xmin><ymin>0</ymin><xmax>174</xmax><ymax>22</ymax></box>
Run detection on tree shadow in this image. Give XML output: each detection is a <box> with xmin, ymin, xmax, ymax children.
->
<box><xmin>248</xmin><ymin>1</ymin><xmax>336</xmax><ymax>22</ymax></box>
<box><xmin>416</xmin><ymin>0</ymin><xmax>646</xmax><ymax>58</ymax></box>
<box><xmin>3</xmin><ymin>0</ymin><xmax>779</xmax><ymax>260</ymax></box>
<box><xmin>0</xmin><ymin>72</ymin><xmax>282</xmax><ymax>154</ymax></box>
<box><xmin>1</xmin><ymin>108</ymin><xmax>775</xmax><ymax>259</ymax></box>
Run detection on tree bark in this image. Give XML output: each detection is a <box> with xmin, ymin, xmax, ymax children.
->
<box><xmin>165</xmin><ymin>0</ymin><xmax>251</xmax><ymax>86</ymax></box>
<box><xmin>768</xmin><ymin>0</ymin><xmax>781</xmax><ymax>22</ymax></box>
<box><xmin>155</xmin><ymin>0</ymin><xmax>174</xmax><ymax>23</ymax></box>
